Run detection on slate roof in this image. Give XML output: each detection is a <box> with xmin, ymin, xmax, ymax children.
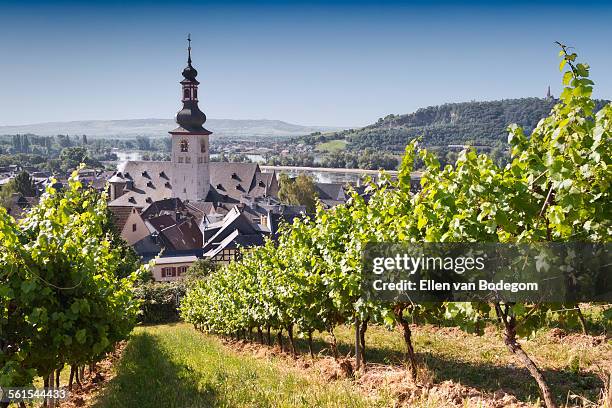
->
<box><xmin>208</xmin><ymin>162</ymin><xmax>261</xmax><ymax>201</ymax></box>
<box><xmin>315</xmin><ymin>183</ymin><xmax>347</xmax><ymax>201</ymax></box>
<box><xmin>147</xmin><ymin>214</ymin><xmax>177</xmax><ymax>232</ymax></box>
<box><xmin>141</xmin><ymin>197</ymin><xmax>183</xmax><ymax>220</ymax></box>
<box><xmin>160</xmin><ymin>219</ymin><xmax>203</xmax><ymax>251</ymax></box>
<box><xmin>107</xmin><ymin>161</ymin><xmax>275</xmax><ymax>208</ymax></box>
<box><xmin>315</xmin><ymin>182</ymin><xmax>351</xmax><ymax>208</ymax></box>
<box><xmin>201</xmin><ymin>207</ymin><xmax>264</xmax><ymax>254</ymax></box>
<box><xmin>203</xmin><ymin>229</ymin><xmax>265</xmax><ymax>258</ymax></box>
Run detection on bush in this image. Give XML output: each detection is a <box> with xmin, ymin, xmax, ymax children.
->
<box><xmin>134</xmin><ymin>282</ymin><xmax>186</xmax><ymax>324</ymax></box>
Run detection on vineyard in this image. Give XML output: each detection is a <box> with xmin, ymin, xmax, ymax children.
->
<box><xmin>0</xmin><ymin>170</ymin><xmax>148</xmax><ymax>407</ymax></box>
<box><xmin>181</xmin><ymin>48</ymin><xmax>612</xmax><ymax>408</ymax></box>
<box><xmin>0</xmin><ymin>47</ymin><xmax>610</xmax><ymax>408</ymax></box>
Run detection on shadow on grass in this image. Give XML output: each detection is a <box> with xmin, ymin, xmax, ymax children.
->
<box><xmin>283</xmin><ymin>332</ymin><xmax>603</xmax><ymax>405</ymax></box>
<box><xmin>93</xmin><ymin>331</ymin><xmax>219</xmax><ymax>408</ymax></box>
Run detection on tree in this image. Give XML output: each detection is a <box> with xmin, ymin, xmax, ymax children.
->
<box><xmin>59</xmin><ymin>147</ymin><xmax>102</xmax><ymax>172</ymax></box>
<box><xmin>13</xmin><ymin>171</ymin><xmax>36</xmax><ymax>197</ymax></box>
<box><xmin>135</xmin><ymin>136</ymin><xmax>151</xmax><ymax>151</ymax></box>
<box><xmin>184</xmin><ymin>259</ymin><xmax>218</xmax><ymax>283</ymax></box>
<box><xmin>0</xmin><ymin>180</ymin><xmax>16</xmax><ymax>209</ymax></box>
<box><xmin>278</xmin><ymin>173</ymin><xmax>318</xmax><ymax>213</ymax></box>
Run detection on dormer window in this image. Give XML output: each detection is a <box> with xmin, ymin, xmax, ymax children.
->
<box><xmin>231</xmin><ymin>172</ymin><xmax>239</xmax><ymax>180</ymax></box>
<box><xmin>165</xmin><ymin>181</ymin><xmax>171</xmax><ymax>188</ymax></box>
<box><xmin>147</xmin><ymin>181</ymin><xmax>155</xmax><ymax>188</ymax></box>
<box><xmin>180</xmin><ymin>139</ymin><xmax>189</xmax><ymax>152</ymax></box>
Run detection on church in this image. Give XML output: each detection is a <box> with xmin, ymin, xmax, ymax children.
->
<box><xmin>106</xmin><ymin>38</ymin><xmax>294</xmax><ymax>279</ymax></box>
<box><xmin>107</xmin><ymin>37</ymin><xmax>278</xmax><ymax>208</ymax></box>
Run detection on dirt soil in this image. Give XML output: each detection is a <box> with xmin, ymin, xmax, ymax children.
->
<box><xmin>220</xmin><ymin>337</ymin><xmax>536</xmax><ymax>407</ymax></box>
<box><xmin>61</xmin><ymin>341</ymin><xmax>127</xmax><ymax>408</ymax></box>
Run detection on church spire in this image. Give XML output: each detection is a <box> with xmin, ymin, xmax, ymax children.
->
<box><xmin>172</xmin><ymin>36</ymin><xmax>211</xmax><ymax>134</ymax></box>
<box><xmin>187</xmin><ymin>33</ymin><xmax>192</xmax><ymax>65</ymax></box>
<box><xmin>546</xmin><ymin>85</ymin><xmax>552</xmax><ymax>99</ymax></box>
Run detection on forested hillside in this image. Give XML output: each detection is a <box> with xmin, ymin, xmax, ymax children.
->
<box><xmin>307</xmin><ymin>98</ymin><xmax>609</xmax><ymax>151</ymax></box>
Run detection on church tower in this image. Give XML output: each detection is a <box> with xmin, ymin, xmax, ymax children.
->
<box><xmin>170</xmin><ymin>35</ymin><xmax>212</xmax><ymax>202</ymax></box>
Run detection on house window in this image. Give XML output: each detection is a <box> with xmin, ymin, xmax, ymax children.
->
<box><xmin>132</xmin><ymin>223</ymin><xmax>137</xmax><ymax>232</ymax></box>
<box><xmin>200</xmin><ymin>141</ymin><xmax>206</xmax><ymax>153</ymax></box>
<box><xmin>177</xmin><ymin>266</ymin><xmax>188</xmax><ymax>276</ymax></box>
<box><xmin>161</xmin><ymin>267</ymin><xmax>177</xmax><ymax>278</ymax></box>
<box><xmin>180</xmin><ymin>139</ymin><xmax>189</xmax><ymax>152</ymax></box>
<box><xmin>185</xmin><ymin>156</ymin><xmax>191</xmax><ymax>164</ymax></box>
<box><xmin>178</xmin><ymin>157</ymin><xmax>184</xmax><ymax>163</ymax></box>
<box><xmin>193</xmin><ymin>88</ymin><xmax>197</xmax><ymax>99</ymax></box>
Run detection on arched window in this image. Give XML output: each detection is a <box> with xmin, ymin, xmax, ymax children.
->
<box><xmin>183</xmin><ymin>88</ymin><xmax>190</xmax><ymax>99</ymax></box>
<box><xmin>193</xmin><ymin>88</ymin><xmax>198</xmax><ymax>99</ymax></box>
<box><xmin>180</xmin><ymin>139</ymin><xmax>189</xmax><ymax>152</ymax></box>
<box><xmin>200</xmin><ymin>141</ymin><xmax>206</xmax><ymax>153</ymax></box>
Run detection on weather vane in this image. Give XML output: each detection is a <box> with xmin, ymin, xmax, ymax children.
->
<box><xmin>187</xmin><ymin>33</ymin><xmax>192</xmax><ymax>64</ymax></box>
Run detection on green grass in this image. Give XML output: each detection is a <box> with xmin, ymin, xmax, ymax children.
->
<box><xmin>92</xmin><ymin>323</ymin><xmax>386</xmax><ymax>408</ymax></box>
<box><xmin>83</xmin><ymin>322</ymin><xmax>610</xmax><ymax>407</ymax></box>
<box><xmin>315</xmin><ymin>139</ymin><xmax>347</xmax><ymax>153</ymax></box>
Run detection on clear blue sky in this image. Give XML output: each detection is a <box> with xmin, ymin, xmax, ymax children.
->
<box><xmin>0</xmin><ymin>0</ymin><xmax>611</xmax><ymax>127</ymax></box>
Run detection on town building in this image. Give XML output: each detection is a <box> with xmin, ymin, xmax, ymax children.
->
<box><xmin>106</xmin><ymin>38</ymin><xmax>297</xmax><ymax>279</ymax></box>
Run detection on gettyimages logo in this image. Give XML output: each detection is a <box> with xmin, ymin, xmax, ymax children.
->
<box><xmin>362</xmin><ymin>242</ymin><xmax>611</xmax><ymax>303</ymax></box>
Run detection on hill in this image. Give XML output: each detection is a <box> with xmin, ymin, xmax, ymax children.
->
<box><xmin>307</xmin><ymin>98</ymin><xmax>609</xmax><ymax>151</ymax></box>
<box><xmin>0</xmin><ymin>118</ymin><xmax>341</xmax><ymax>140</ymax></box>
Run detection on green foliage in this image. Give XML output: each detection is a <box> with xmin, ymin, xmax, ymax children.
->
<box><xmin>313</xmin><ymin>98</ymin><xmax>609</xmax><ymax>153</ymax></box>
<box><xmin>58</xmin><ymin>146</ymin><xmax>102</xmax><ymax>172</ymax></box>
<box><xmin>0</xmin><ymin>168</ymin><xmax>146</xmax><ymax>387</ymax></box>
<box><xmin>315</xmin><ymin>139</ymin><xmax>348</xmax><ymax>153</ymax></box>
<box><xmin>0</xmin><ymin>179</ymin><xmax>17</xmax><ymax>209</ymax></box>
<box><xmin>278</xmin><ymin>173</ymin><xmax>318</xmax><ymax>213</ymax></box>
<box><xmin>181</xmin><ymin>48</ymin><xmax>610</xmax><ymax>407</ymax></box>
<box><xmin>12</xmin><ymin>171</ymin><xmax>36</xmax><ymax>197</ymax></box>
<box><xmin>134</xmin><ymin>282</ymin><xmax>185</xmax><ymax>324</ymax></box>
<box><xmin>184</xmin><ymin>259</ymin><xmax>218</xmax><ymax>284</ymax></box>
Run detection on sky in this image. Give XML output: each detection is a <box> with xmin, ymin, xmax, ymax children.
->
<box><xmin>0</xmin><ymin>0</ymin><xmax>611</xmax><ymax>128</ymax></box>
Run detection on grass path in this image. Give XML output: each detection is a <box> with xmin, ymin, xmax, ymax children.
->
<box><xmin>92</xmin><ymin>323</ymin><xmax>385</xmax><ymax>408</ymax></box>
<box><xmin>88</xmin><ymin>323</ymin><xmax>610</xmax><ymax>407</ymax></box>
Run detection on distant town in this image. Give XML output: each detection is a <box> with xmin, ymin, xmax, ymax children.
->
<box><xmin>0</xmin><ymin>43</ymin><xmax>420</xmax><ymax>281</ymax></box>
